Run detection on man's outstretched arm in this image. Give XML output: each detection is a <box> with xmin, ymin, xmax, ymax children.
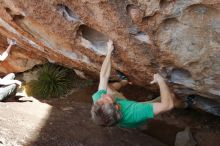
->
<box><xmin>151</xmin><ymin>74</ymin><xmax>174</xmax><ymax>116</ymax></box>
<box><xmin>98</xmin><ymin>40</ymin><xmax>114</xmax><ymax>90</ymax></box>
<box><xmin>0</xmin><ymin>39</ymin><xmax>16</xmax><ymax>61</ymax></box>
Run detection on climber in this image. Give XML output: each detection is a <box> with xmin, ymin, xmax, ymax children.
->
<box><xmin>91</xmin><ymin>40</ymin><xmax>175</xmax><ymax>128</ymax></box>
<box><xmin>0</xmin><ymin>39</ymin><xmax>22</xmax><ymax>101</ymax></box>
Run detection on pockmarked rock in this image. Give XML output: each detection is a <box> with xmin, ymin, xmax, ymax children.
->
<box><xmin>0</xmin><ymin>0</ymin><xmax>220</xmax><ymax>113</ymax></box>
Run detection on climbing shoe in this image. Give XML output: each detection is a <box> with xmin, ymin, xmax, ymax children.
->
<box><xmin>116</xmin><ymin>70</ymin><xmax>128</xmax><ymax>80</ymax></box>
<box><xmin>185</xmin><ymin>95</ymin><xmax>196</xmax><ymax>108</ymax></box>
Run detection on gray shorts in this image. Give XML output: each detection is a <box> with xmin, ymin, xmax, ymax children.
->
<box><xmin>0</xmin><ymin>73</ymin><xmax>17</xmax><ymax>101</ymax></box>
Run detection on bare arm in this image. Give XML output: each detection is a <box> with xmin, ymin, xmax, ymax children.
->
<box><xmin>151</xmin><ymin>74</ymin><xmax>174</xmax><ymax>116</ymax></box>
<box><xmin>0</xmin><ymin>39</ymin><xmax>16</xmax><ymax>61</ymax></box>
<box><xmin>98</xmin><ymin>40</ymin><xmax>114</xmax><ymax>90</ymax></box>
<box><xmin>0</xmin><ymin>44</ymin><xmax>12</xmax><ymax>61</ymax></box>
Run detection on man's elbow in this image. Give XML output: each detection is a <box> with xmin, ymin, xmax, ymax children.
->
<box><xmin>163</xmin><ymin>102</ymin><xmax>174</xmax><ymax>112</ymax></box>
<box><xmin>153</xmin><ymin>102</ymin><xmax>174</xmax><ymax>116</ymax></box>
<box><xmin>165</xmin><ymin>104</ymin><xmax>174</xmax><ymax>112</ymax></box>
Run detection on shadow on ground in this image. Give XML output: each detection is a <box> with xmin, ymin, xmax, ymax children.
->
<box><xmin>29</xmin><ymin>85</ymin><xmax>165</xmax><ymax>146</ymax></box>
<box><xmin>0</xmin><ymin>84</ymin><xmax>220</xmax><ymax>146</ymax></box>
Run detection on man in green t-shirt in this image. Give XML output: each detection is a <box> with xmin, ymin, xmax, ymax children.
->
<box><xmin>91</xmin><ymin>40</ymin><xmax>175</xmax><ymax>128</ymax></box>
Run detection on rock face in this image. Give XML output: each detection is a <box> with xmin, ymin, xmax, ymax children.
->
<box><xmin>0</xmin><ymin>0</ymin><xmax>220</xmax><ymax>103</ymax></box>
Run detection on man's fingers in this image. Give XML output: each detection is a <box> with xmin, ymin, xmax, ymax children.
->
<box><xmin>107</xmin><ymin>40</ymin><xmax>114</xmax><ymax>49</ymax></box>
<box><xmin>11</xmin><ymin>39</ymin><xmax>16</xmax><ymax>45</ymax></box>
<box><xmin>7</xmin><ymin>38</ymin><xmax>16</xmax><ymax>45</ymax></box>
<box><xmin>107</xmin><ymin>40</ymin><xmax>112</xmax><ymax>45</ymax></box>
<box><xmin>150</xmin><ymin>80</ymin><xmax>155</xmax><ymax>84</ymax></box>
<box><xmin>108</xmin><ymin>40</ymin><xmax>113</xmax><ymax>44</ymax></box>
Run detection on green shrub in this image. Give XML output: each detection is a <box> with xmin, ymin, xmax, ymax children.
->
<box><xmin>26</xmin><ymin>63</ymin><xmax>73</xmax><ymax>98</ymax></box>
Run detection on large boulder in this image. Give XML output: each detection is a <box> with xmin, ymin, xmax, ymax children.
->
<box><xmin>0</xmin><ymin>0</ymin><xmax>220</xmax><ymax>105</ymax></box>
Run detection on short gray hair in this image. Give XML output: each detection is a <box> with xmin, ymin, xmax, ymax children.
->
<box><xmin>91</xmin><ymin>102</ymin><xmax>121</xmax><ymax>126</ymax></box>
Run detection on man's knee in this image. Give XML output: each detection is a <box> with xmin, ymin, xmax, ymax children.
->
<box><xmin>109</xmin><ymin>82</ymin><xmax>123</xmax><ymax>91</ymax></box>
<box><xmin>3</xmin><ymin>73</ymin><xmax>15</xmax><ymax>80</ymax></box>
<box><xmin>8</xmin><ymin>84</ymin><xmax>17</xmax><ymax>91</ymax></box>
<box><xmin>0</xmin><ymin>84</ymin><xmax>17</xmax><ymax>101</ymax></box>
<box><xmin>120</xmin><ymin>80</ymin><xmax>128</xmax><ymax>86</ymax></box>
<box><xmin>107</xmin><ymin>84</ymin><xmax>116</xmax><ymax>94</ymax></box>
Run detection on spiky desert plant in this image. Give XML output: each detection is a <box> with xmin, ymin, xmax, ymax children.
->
<box><xmin>27</xmin><ymin>63</ymin><xmax>73</xmax><ymax>98</ymax></box>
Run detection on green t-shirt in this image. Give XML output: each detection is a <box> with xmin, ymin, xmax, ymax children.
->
<box><xmin>92</xmin><ymin>90</ymin><xmax>154</xmax><ymax>128</ymax></box>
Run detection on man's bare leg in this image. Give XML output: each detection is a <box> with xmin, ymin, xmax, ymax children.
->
<box><xmin>3</xmin><ymin>73</ymin><xmax>15</xmax><ymax>80</ymax></box>
<box><xmin>110</xmin><ymin>80</ymin><xmax>128</xmax><ymax>91</ymax></box>
<box><xmin>107</xmin><ymin>80</ymin><xmax>128</xmax><ymax>98</ymax></box>
<box><xmin>0</xmin><ymin>84</ymin><xmax>17</xmax><ymax>101</ymax></box>
<box><xmin>173</xmin><ymin>96</ymin><xmax>188</xmax><ymax>108</ymax></box>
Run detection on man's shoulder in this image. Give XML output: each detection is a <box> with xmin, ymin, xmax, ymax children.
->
<box><xmin>92</xmin><ymin>90</ymin><xmax>107</xmax><ymax>103</ymax></box>
<box><xmin>93</xmin><ymin>90</ymin><xmax>107</xmax><ymax>95</ymax></box>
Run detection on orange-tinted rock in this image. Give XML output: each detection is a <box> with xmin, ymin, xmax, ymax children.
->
<box><xmin>127</xmin><ymin>5</ymin><xmax>144</xmax><ymax>24</ymax></box>
<box><xmin>0</xmin><ymin>0</ymin><xmax>220</xmax><ymax>105</ymax></box>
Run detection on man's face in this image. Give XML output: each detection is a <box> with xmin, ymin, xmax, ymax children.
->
<box><xmin>97</xmin><ymin>94</ymin><xmax>114</xmax><ymax>105</ymax></box>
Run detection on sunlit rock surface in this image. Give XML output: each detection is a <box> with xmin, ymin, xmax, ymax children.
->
<box><xmin>0</xmin><ymin>0</ymin><xmax>220</xmax><ymax>104</ymax></box>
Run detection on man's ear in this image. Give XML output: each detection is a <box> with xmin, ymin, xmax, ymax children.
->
<box><xmin>115</xmin><ymin>104</ymin><xmax>120</xmax><ymax>110</ymax></box>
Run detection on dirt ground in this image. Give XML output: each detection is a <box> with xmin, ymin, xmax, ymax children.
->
<box><xmin>0</xmin><ymin>84</ymin><xmax>220</xmax><ymax>146</ymax></box>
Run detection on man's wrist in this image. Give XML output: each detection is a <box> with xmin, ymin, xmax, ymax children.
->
<box><xmin>107</xmin><ymin>51</ymin><xmax>112</xmax><ymax>55</ymax></box>
<box><xmin>157</xmin><ymin>79</ymin><xmax>165</xmax><ymax>85</ymax></box>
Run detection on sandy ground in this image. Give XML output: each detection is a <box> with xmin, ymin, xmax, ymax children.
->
<box><xmin>0</xmin><ymin>85</ymin><xmax>164</xmax><ymax>146</ymax></box>
<box><xmin>0</xmin><ymin>84</ymin><xmax>220</xmax><ymax>146</ymax></box>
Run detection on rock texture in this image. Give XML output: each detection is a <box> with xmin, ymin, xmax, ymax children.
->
<box><xmin>0</xmin><ymin>0</ymin><xmax>220</xmax><ymax>103</ymax></box>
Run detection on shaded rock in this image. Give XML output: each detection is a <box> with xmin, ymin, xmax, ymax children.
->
<box><xmin>56</xmin><ymin>4</ymin><xmax>82</xmax><ymax>23</ymax></box>
<box><xmin>78</xmin><ymin>25</ymin><xmax>109</xmax><ymax>55</ymax></box>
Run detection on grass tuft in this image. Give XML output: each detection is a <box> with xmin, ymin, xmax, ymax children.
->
<box><xmin>26</xmin><ymin>63</ymin><xmax>73</xmax><ymax>98</ymax></box>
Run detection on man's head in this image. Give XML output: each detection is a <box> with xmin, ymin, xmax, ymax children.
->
<box><xmin>91</xmin><ymin>94</ymin><xmax>121</xmax><ymax>126</ymax></box>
